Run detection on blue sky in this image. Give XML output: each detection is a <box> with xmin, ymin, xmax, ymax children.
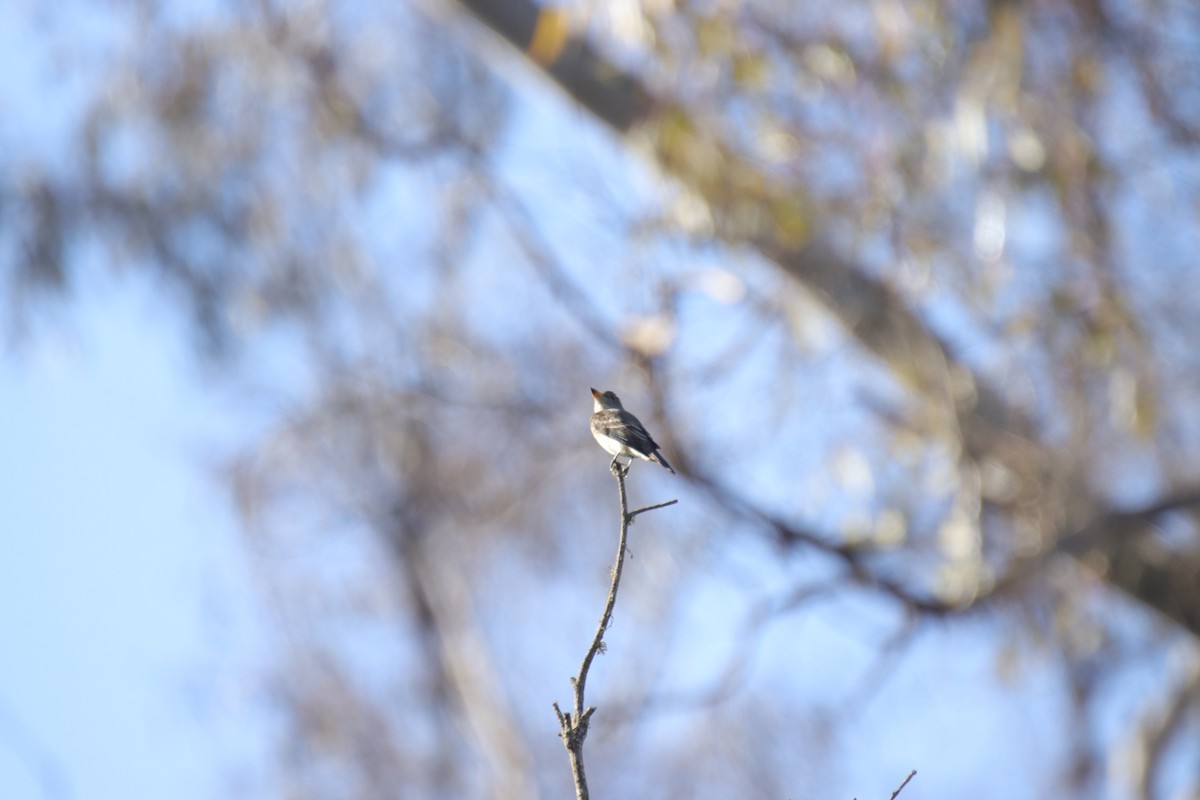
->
<box><xmin>0</xmin><ymin>278</ymin><xmax>267</xmax><ymax>800</ymax></box>
<box><xmin>0</xmin><ymin>4</ymin><xmax>258</xmax><ymax>794</ymax></box>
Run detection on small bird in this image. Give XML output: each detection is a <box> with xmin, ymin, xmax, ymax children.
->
<box><xmin>590</xmin><ymin>388</ymin><xmax>675</xmax><ymax>474</ymax></box>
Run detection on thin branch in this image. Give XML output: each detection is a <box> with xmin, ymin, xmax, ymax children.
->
<box><xmin>853</xmin><ymin>769</ymin><xmax>917</xmax><ymax>800</ymax></box>
<box><xmin>628</xmin><ymin>498</ymin><xmax>678</xmax><ymax>522</ymax></box>
<box><xmin>554</xmin><ymin>461</ymin><xmax>677</xmax><ymax>800</ymax></box>
<box><xmin>889</xmin><ymin>769</ymin><xmax>917</xmax><ymax>799</ymax></box>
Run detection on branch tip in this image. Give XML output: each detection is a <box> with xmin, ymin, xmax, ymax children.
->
<box><xmin>890</xmin><ymin>769</ymin><xmax>917</xmax><ymax>800</ymax></box>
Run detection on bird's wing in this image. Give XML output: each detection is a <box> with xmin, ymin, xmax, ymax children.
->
<box><xmin>591</xmin><ymin>409</ymin><xmax>660</xmax><ymax>454</ymax></box>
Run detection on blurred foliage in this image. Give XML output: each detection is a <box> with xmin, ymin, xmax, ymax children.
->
<box><xmin>4</xmin><ymin>0</ymin><xmax>1200</xmax><ymax>797</ymax></box>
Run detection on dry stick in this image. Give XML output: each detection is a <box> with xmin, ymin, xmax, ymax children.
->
<box><xmin>553</xmin><ymin>462</ymin><xmax>678</xmax><ymax>800</ymax></box>
<box><xmin>889</xmin><ymin>770</ymin><xmax>917</xmax><ymax>799</ymax></box>
<box><xmin>853</xmin><ymin>769</ymin><xmax>916</xmax><ymax>800</ymax></box>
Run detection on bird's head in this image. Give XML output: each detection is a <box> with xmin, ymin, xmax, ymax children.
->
<box><xmin>590</xmin><ymin>388</ymin><xmax>623</xmax><ymax>411</ymax></box>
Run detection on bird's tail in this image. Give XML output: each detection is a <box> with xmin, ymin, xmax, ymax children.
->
<box><xmin>653</xmin><ymin>450</ymin><xmax>676</xmax><ymax>474</ymax></box>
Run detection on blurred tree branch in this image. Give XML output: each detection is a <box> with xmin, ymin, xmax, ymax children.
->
<box><xmin>452</xmin><ymin>0</ymin><xmax>1200</xmax><ymax>639</ymax></box>
<box><xmin>454</xmin><ymin>0</ymin><xmax>655</xmax><ymax>132</ymax></box>
<box><xmin>0</xmin><ymin>693</ymin><xmax>71</xmax><ymax>800</ymax></box>
<box><xmin>1136</xmin><ymin>658</ymin><xmax>1200</xmax><ymax>800</ymax></box>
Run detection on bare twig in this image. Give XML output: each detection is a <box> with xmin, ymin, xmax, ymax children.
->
<box><xmin>852</xmin><ymin>769</ymin><xmax>917</xmax><ymax>800</ymax></box>
<box><xmin>553</xmin><ymin>461</ymin><xmax>677</xmax><ymax>800</ymax></box>
<box><xmin>627</xmin><ymin>498</ymin><xmax>679</xmax><ymax>522</ymax></box>
<box><xmin>889</xmin><ymin>769</ymin><xmax>917</xmax><ymax>799</ymax></box>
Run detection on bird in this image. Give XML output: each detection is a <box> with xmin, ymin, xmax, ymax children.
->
<box><xmin>590</xmin><ymin>388</ymin><xmax>675</xmax><ymax>474</ymax></box>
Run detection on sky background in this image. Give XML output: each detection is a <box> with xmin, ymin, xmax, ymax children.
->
<box><xmin>0</xmin><ymin>5</ymin><xmax>263</xmax><ymax>794</ymax></box>
<box><xmin>0</xmin><ymin>276</ymin><xmax>268</xmax><ymax>800</ymax></box>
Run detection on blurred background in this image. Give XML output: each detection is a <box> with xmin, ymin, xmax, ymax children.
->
<box><xmin>2</xmin><ymin>0</ymin><xmax>1199</xmax><ymax>797</ymax></box>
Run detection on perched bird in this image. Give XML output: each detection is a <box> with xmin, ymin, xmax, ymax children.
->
<box><xmin>590</xmin><ymin>388</ymin><xmax>675</xmax><ymax>474</ymax></box>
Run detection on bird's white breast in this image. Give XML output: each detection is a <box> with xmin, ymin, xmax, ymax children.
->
<box><xmin>591</xmin><ymin>428</ymin><xmax>631</xmax><ymax>457</ymax></box>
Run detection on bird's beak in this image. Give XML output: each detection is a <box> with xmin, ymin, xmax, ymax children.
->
<box><xmin>590</xmin><ymin>388</ymin><xmax>601</xmax><ymax>398</ymax></box>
